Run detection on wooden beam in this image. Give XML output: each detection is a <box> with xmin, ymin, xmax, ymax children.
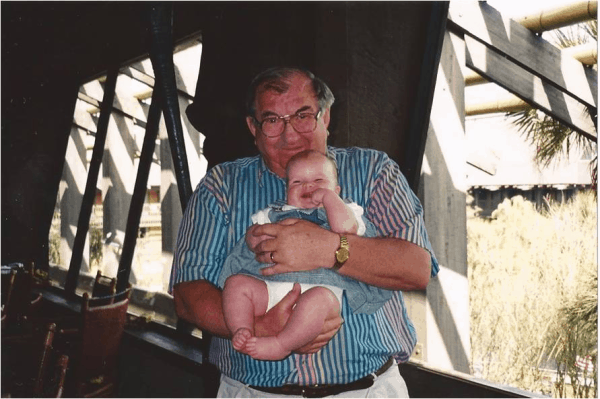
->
<box><xmin>120</xmin><ymin>66</ymin><xmax>195</xmax><ymax>101</ymax></box>
<box><xmin>464</xmin><ymin>36</ymin><xmax>596</xmax><ymax>140</ymax></box>
<box><xmin>448</xmin><ymin>1</ymin><xmax>597</xmax><ymax>109</ymax></box>
<box><xmin>77</xmin><ymin>91</ymin><xmax>147</xmax><ymax>129</ymax></box>
<box><xmin>466</xmin><ymin>42</ymin><xmax>598</xmax><ymax>86</ymax></box>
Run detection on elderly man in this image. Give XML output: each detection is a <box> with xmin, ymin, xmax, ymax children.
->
<box><xmin>170</xmin><ymin>67</ymin><xmax>438</xmax><ymax>397</ymax></box>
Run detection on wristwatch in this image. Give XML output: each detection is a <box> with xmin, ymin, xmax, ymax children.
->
<box><xmin>332</xmin><ymin>235</ymin><xmax>349</xmax><ymax>272</ymax></box>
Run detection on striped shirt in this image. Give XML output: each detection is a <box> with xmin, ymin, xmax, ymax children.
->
<box><xmin>169</xmin><ymin>146</ymin><xmax>439</xmax><ymax>387</ymax></box>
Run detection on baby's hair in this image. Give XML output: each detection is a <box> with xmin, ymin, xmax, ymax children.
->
<box><xmin>286</xmin><ymin>150</ymin><xmax>338</xmax><ymax>182</ymax></box>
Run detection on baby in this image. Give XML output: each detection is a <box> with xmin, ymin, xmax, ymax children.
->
<box><xmin>220</xmin><ymin>150</ymin><xmax>393</xmax><ymax>360</ymax></box>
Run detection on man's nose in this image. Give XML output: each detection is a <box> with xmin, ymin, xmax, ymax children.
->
<box><xmin>281</xmin><ymin>118</ymin><xmax>301</xmax><ymax>143</ymax></box>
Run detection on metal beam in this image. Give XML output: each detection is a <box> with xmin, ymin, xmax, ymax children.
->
<box><xmin>115</xmin><ymin>88</ymin><xmax>162</xmax><ymax>293</ymax></box>
<box><xmin>77</xmin><ymin>91</ymin><xmax>147</xmax><ymax>129</ymax></box>
<box><xmin>149</xmin><ymin>3</ymin><xmax>192</xmax><ymax>211</ymax></box>
<box><xmin>65</xmin><ymin>68</ymin><xmax>118</xmax><ymax>295</ymax></box>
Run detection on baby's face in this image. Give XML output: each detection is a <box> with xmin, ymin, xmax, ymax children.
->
<box><xmin>286</xmin><ymin>156</ymin><xmax>339</xmax><ymax>208</ymax></box>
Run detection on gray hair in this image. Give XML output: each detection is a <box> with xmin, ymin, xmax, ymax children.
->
<box><xmin>246</xmin><ymin>67</ymin><xmax>335</xmax><ymax>120</ymax></box>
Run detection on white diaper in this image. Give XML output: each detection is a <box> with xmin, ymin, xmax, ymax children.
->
<box><xmin>263</xmin><ymin>280</ymin><xmax>344</xmax><ymax>312</ymax></box>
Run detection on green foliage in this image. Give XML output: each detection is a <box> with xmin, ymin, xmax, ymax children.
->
<box><xmin>469</xmin><ymin>192</ymin><xmax>597</xmax><ymax>397</ymax></box>
<box><xmin>48</xmin><ymin>211</ymin><xmax>61</xmax><ymax>265</ymax></box>
<box><xmin>89</xmin><ymin>228</ymin><xmax>103</xmax><ymax>268</ymax></box>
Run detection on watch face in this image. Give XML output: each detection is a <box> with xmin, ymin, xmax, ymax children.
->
<box><xmin>336</xmin><ymin>248</ymin><xmax>349</xmax><ymax>263</ymax></box>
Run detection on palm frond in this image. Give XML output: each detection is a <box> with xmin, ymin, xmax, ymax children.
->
<box><xmin>507</xmin><ymin>22</ymin><xmax>597</xmax><ymax>186</ymax></box>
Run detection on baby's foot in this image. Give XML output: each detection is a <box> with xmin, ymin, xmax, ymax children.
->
<box><xmin>245</xmin><ymin>336</ymin><xmax>292</xmax><ymax>361</ymax></box>
<box><xmin>232</xmin><ymin>328</ymin><xmax>252</xmax><ymax>352</ymax></box>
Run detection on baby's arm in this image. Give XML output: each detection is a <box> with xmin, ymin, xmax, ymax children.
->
<box><xmin>311</xmin><ymin>188</ymin><xmax>358</xmax><ymax>234</ymax></box>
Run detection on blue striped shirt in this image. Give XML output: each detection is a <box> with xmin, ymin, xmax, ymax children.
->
<box><xmin>169</xmin><ymin>146</ymin><xmax>439</xmax><ymax>387</ymax></box>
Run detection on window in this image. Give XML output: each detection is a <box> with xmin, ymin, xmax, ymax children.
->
<box><xmin>49</xmin><ymin>35</ymin><xmax>206</xmax><ymax>327</ymax></box>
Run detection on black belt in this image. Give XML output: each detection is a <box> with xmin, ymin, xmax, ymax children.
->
<box><xmin>249</xmin><ymin>357</ymin><xmax>395</xmax><ymax>398</ymax></box>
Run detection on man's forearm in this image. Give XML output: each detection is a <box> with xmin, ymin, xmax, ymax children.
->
<box><xmin>336</xmin><ymin>234</ymin><xmax>431</xmax><ymax>291</ymax></box>
<box><xmin>173</xmin><ymin>280</ymin><xmax>232</xmax><ymax>338</ymax></box>
<box><xmin>256</xmin><ymin>220</ymin><xmax>432</xmax><ymax>290</ymax></box>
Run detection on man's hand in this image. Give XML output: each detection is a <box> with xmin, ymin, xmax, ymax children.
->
<box><xmin>246</xmin><ymin>224</ymin><xmax>276</xmax><ymax>254</ymax></box>
<box><xmin>254</xmin><ymin>283</ymin><xmax>343</xmax><ymax>354</ymax></box>
<box><xmin>295</xmin><ymin>312</ymin><xmax>343</xmax><ymax>354</ymax></box>
<box><xmin>254</xmin><ymin>283</ymin><xmax>301</xmax><ymax>337</ymax></box>
<box><xmin>252</xmin><ymin>219</ymin><xmax>338</xmax><ymax>276</ymax></box>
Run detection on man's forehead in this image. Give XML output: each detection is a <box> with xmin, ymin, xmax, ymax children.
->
<box><xmin>257</xmin><ymin>73</ymin><xmax>314</xmax><ymax>99</ymax></box>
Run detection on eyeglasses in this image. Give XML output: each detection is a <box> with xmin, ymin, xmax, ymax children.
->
<box><xmin>256</xmin><ymin>110</ymin><xmax>322</xmax><ymax>138</ymax></box>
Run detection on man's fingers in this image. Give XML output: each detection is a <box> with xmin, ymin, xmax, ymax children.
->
<box><xmin>294</xmin><ymin>313</ymin><xmax>343</xmax><ymax>354</ymax></box>
<box><xmin>253</xmin><ymin>218</ymin><xmax>299</xmax><ymax>237</ymax></box>
<box><xmin>277</xmin><ymin>218</ymin><xmax>299</xmax><ymax>226</ymax></box>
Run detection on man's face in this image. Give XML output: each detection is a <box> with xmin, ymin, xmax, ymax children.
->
<box><xmin>246</xmin><ymin>73</ymin><xmax>330</xmax><ymax>178</ymax></box>
<box><xmin>286</xmin><ymin>155</ymin><xmax>340</xmax><ymax>208</ymax></box>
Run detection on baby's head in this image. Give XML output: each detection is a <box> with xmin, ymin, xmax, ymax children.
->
<box><xmin>285</xmin><ymin>150</ymin><xmax>340</xmax><ymax>208</ymax></box>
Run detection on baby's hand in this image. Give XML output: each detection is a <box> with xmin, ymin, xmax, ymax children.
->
<box><xmin>309</xmin><ymin>188</ymin><xmax>335</xmax><ymax>207</ymax></box>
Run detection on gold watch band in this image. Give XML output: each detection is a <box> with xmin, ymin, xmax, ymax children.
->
<box><xmin>332</xmin><ymin>235</ymin><xmax>349</xmax><ymax>272</ymax></box>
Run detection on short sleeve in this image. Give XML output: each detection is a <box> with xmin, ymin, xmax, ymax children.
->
<box><xmin>345</xmin><ymin>201</ymin><xmax>367</xmax><ymax>236</ymax></box>
<box><xmin>168</xmin><ymin>172</ymin><xmax>231</xmax><ymax>293</ymax></box>
<box><xmin>367</xmin><ymin>157</ymin><xmax>439</xmax><ymax>278</ymax></box>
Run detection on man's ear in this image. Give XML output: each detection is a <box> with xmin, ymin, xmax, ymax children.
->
<box><xmin>322</xmin><ymin>108</ymin><xmax>331</xmax><ymax>129</ymax></box>
<box><xmin>246</xmin><ymin>116</ymin><xmax>258</xmax><ymax>138</ymax></box>
<box><xmin>335</xmin><ymin>185</ymin><xmax>341</xmax><ymax>195</ymax></box>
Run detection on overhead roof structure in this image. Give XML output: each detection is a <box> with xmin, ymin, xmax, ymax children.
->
<box><xmin>452</xmin><ymin>1</ymin><xmax>597</xmax><ymax>141</ymax></box>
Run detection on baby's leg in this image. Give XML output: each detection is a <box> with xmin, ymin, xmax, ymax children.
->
<box><xmin>245</xmin><ymin>286</ymin><xmax>340</xmax><ymax>360</ymax></box>
<box><xmin>222</xmin><ymin>274</ymin><xmax>269</xmax><ymax>352</ymax></box>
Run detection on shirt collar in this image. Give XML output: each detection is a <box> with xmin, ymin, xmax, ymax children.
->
<box><xmin>257</xmin><ymin>155</ymin><xmax>285</xmax><ymax>188</ymax></box>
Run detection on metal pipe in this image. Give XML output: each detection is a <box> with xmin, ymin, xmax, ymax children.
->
<box><xmin>65</xmin><ymin>69</ymin><xmax>118</xmax><ymax>295</ymax></box>
<box><xmin>465</xmin><ymin>71</ymin><xmax>487</xmax><ymax>86</ymax></box>
<box><xmin>564</xmin><ymin>42</ymin><xmax>598</xmax><ymax>65</ymax></box>
<box><xmin>466</xmin><ymin>94</ymin><xmax>530</xmax><ymax>116</ymax></box>
<box><xmin>517</xmin><ymin>1</ymin><xmax>598</xmax><ymax>33</ymax></box>
<box><xmin>115</xmin><ymin>88</ymin><xmax>162</xmax><ymax>294</ymax></box>
<box><xmin>148</xmin><ymin>3</ymin><xmax>193</xmax><ymax>211</ymax></box>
